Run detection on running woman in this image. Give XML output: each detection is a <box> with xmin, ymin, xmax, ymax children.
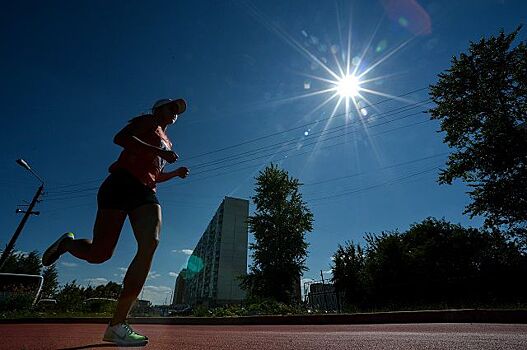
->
<box><xmin>42</xmin><ymin>98</ymin><xmax>189</xmax><ymax>346</ymax></box>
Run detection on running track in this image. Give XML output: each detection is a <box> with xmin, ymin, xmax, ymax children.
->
<box><xmin>1</xmin><ymin>323</ymin><xmax>526</xmax><ymax>349</ymax></box>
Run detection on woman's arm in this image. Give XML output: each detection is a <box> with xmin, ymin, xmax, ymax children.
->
<box><xmin>156</xmin><ymin>167</ymin><xmax>190</xmax><ymax>183</ymax></box>
<box><xmin>114</xmin><ymin>118</ymin><xmax>162</xmax><ymax>155</ymax></box>
<box><xmin>114</xmin><ymin>117</ymin><xmax>178</xmax><ymax>163</ymax></box>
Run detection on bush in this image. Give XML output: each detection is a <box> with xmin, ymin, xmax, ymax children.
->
<box><xmin>192</xmin><ymin>305</ymin><xmax>211</xmax><ymax>317</ymax></box>
<box><xmin>0</xmin><ymin>285</ymin><xmax>35</xmax><ymax>312</ymax></box>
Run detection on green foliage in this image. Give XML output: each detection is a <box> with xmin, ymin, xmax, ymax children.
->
<box><xmin>332</xmin><ymin>218</ymin><xmax>527</xmax><ymax>310</ymax></box>
<box><xmin>0</xmin><ymin>250</ymin><xmax>42</xmax><ymax>275</ymax></box>
<box><xmin>40</xmin><ymin>265</ymin><xmax>59</xmax><ymax>299</ymax></box>
<box><xmin>429</xmin><ymin>27</ymin><xmax>527</xmax><ymax>238</ymax></box>
<box><xmin>55</xmin><ymin>280</ymin><xmax>85</xmax><ymax>312</ymax></box>
<box><xmin>55</xmin><ymin>280</ymin><xmax>122</xmax><ymax>312</ymax></box>
<box><xmin>331</xmin><ymin>242</ymin><xmax>365</xmax><ymax>306</ymax></box>
<box><xmin>0</xmin><ymin>250</ymin><xmax>45</xmax><ymax>313</ymax></box>
<box><xmin>242</xmin><ymin>164</ymin><xmax>314</xmax><ymax>304</ymax></box>
<box><xmin>84</xmin><ymin>281</ymin><xmax>122</xmax><ymax>299</ymax></box>
<box><xmin>191</xmin><ymin>300</ymin><xmax>307</xmax><ymax>317</ymax></box>
<box><xmin>0</xmin><ymin>285</ymin><xmax>35</xmax><ymax>313</ymax></box>
<box><xmin>244</xmin><ymin>298</ymin><xmax>305</xmax><ymax>315</ymax></box>
<box><xmin>192</xmin><ymin>305</ymin><xmax>211</xmax><ymax>317</ymax></box>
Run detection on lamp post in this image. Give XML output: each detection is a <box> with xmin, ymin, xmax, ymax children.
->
<box><xmin>0</xmin><ymin>159</ymin><xmax>45</xmax><ymax>270</ymax></box>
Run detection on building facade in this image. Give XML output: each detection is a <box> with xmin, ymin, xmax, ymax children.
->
<box><xmin>306</xmin><ymin>282</ymin><xmax>340</xmax><ymax>312</ymax></box>
<box><xmin>171</xmin><ymin>268</ymin><xmax>187</xmax><ymax>305</ymax></box>
<box><xmin>178</xmin><ymin>196</ymin><xmax>249</xmax><ymax>307</ymax></box>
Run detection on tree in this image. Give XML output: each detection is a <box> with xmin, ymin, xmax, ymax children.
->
<box><xmin>242</xmin><ymin>164</ymin><xmax>313</xmax><ymax>304</ymax></box>
<box><xmin>0</xmin><ymin>250</ymin><xmax>42</xmax><ymax>275</ymax></box>
<box><xmin>331</xmin><ymin>241</ymin><xmax>365</xmax><ymax>307</ymax></box>
<box><xmin>429</xmin><ymin>27</ymin><xmax>527</xmax><ymax>239</ymax></box>
<box><xmin>40</xmin><ymin>264</ymin><xmax>59</xmax><ymax>299</ymax></box>
<box><xmin>331</xmin><ymin>218</ymin><xmax>527</xmax><ymax>310</ymax></box>
<box><xmin>55</xmin><ymin>280</ymin><xmax>85</xmax><ymax>311</ymax></box>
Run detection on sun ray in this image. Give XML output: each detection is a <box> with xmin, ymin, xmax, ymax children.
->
<box><xmin>262</xmin><ymin>87</ymin><xmax>339</xmax><ymax>107</ymax></box>
<box><xmin>358</xmin><ymin>87</ymin><xmax>417</xmax><ymax>104</ymax></box>
<box><xmin>296</xmin><ymin>71</ymin><xmax>340</xmax><ymax>85</ymax></box>
<box><xmin>352</xmin><ymin>14</ymin><xmax>385</xmax><ymax>77</ymax></box>
<box><xmin>242</xmin><ymin>2</ymin><xmax>342</xmax><ymax>81</ymax></box>
<box><xmin>305</xmin><ymin>95</ymin><xmax>344</xmax><ymax>163</ymax></box>
<box><xmin>242</xmin><ymin>0</ymin><xmax>420</xmax><ymax>161</ymax></box>
<box><xmin>303</xmin><ymin>92</ymin><xmax>341</xmax><ymax>121</ymax></box>
<box><xmin>332</xmin><ymin>50</ymin><xmax>345</xmax><ymax>77</ymax></box>
<box><xmin>345</xmin><ymin>8</ymin><xmax>352</xmax><ymax>77</ymax></box>
<box><xmin>355</xmin><ymin>92</ymin><xmax>381</xmax><ymax>115</ymax></box>
<box><xmin>359</xmin><ymin>71</ymin><xmax>408</xmax><ymax>85</ymax></box>
<box><xmin>358</xmin><ymin>36</ymin><xmax>415</xmax><ymax>79</ymax></box>
<box><xmin>333</xmin><ymin>1</ymin><xmax>346</xmax><ymax>77</ymax></box>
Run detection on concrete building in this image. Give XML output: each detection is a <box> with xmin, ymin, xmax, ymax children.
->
<box><xmin>171</xmin><ymin>268</ymin><xmax>187</xmax><ymax>305</ymax></box>
<box><xmin>179</xmin><ymin>196</ymin><xmax>249</xmax><ymax>307</ymax></box>
<box><xmin>306</xmin><ymin>282</ymin><xmax>339</xmax><ymax>311</ymax></box>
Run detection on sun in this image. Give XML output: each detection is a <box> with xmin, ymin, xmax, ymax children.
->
<box><xmin>336</xmin><ymin>75</ymin><xmax>361</xmax><ymax>98</ymax></box>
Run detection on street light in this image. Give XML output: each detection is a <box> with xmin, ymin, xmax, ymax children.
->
<box><xmin>15</xmin><ymin>208</ymin><xmax>40</xmax><ymax>216</ymax></box>
<box><xmin>16</xmin><ymin>159</ymin><xmax>44</xmax><ymax>184</ymax></box>
<box><xmin>0</xmin><ymin>159</ymin><xmax>45</xmax><ymax>270</ymax></box>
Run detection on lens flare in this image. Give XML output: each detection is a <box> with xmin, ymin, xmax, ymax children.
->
<box><xmin>185</xmin><ymin>255</ymin><xmax>204</xmax><ymax>277</ymax></box>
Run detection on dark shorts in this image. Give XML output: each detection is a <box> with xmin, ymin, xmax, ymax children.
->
<box><xmin>97</xmin><ymin>169</ymin><xmax>159</xmax><ymax>213</ymax></box>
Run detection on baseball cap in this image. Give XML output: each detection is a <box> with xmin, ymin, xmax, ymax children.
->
<box><xmin>152</xmin><ymin>98</ymin><xmax>187</xmax><ymax>114</ymax></box>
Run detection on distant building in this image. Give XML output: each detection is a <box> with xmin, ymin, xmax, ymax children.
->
<box><xmin>306</xmin><ymin>283</ymin><xmax>339</xmax><ymax>311</ymax></box>
<box><xmin>171</xmin><ymin>268</ymin><xmax>187</xmax><ymax>305</ymax></box>
<box><xmin>179</xmin><ymin>196</ymin><xmax>249</xmax><ymax>307</ymax></box>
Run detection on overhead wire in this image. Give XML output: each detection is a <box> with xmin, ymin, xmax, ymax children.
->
<box><xmin>40</xmin><ymin>87</ymin><xmax>433</xmax><ymax>198</ymax></box>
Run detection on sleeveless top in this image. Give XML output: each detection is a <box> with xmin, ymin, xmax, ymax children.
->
<box><xmin>109</xmin><ymin>115</ymin><xmax>173</xmax><ymax>191</ymax></box>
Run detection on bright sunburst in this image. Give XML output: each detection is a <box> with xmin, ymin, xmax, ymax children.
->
<box><xmin>243</xmin><ymin>1</ymin><xmax>416</xmax><ymax>151</ymax></box>
<box><xmin>335</xmin><ymin>74</ymin><xmax>361</xmax><ymax>98</ymax></box>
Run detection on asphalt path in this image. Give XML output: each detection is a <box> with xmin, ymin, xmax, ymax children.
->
<box><xmin>0</xmin><ymin>323</ymin><xmax>526</xmax><ymax>350</ymax></box>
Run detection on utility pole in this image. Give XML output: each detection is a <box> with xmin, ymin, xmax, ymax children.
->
<box><xmin>0</xmin><ymin>159</ymin><xmax>44</xmax><ymax>270</ymax></box>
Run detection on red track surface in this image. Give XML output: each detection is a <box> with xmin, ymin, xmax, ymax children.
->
<box><xmin>1</xmin><ymin>323</ymin><xmax>526</xmax><ymax>350</ymax></box>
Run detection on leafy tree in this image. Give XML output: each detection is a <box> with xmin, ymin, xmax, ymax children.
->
<box><xmin>94</xmin><ymin>281</ymin><xmax>122</xmax><ymax>299</ymax></box>
<box><xmin>0</xmin><ymin>250</ymin><xmax>42</xmax><ymax>275</ymax></box>
<box><xmin>331</xmin><ymin>218</ymin><xmax>527</xmax><ymax>310</ymax></box>
<box><xmin>429</xmin><ymin>27</ymin><xmax>527</xmax><ymax>239</ymax></box>
<box><xmin>331</xmin><ymin>242</ymin><xmax>365</xmax><ymax>306</ymax></box>
<box><xmin>55</xmin><ymin>280</ymin><xmax>85</xmax><ymax>311</ymax></box>
<box><xmin>54</xmin><ymin>280</ymin><xmax>121</xmax><ymax>312</ymax></box>
<box><xmin>40</xmin><ymin>264</ymin><xmax>59</xmax><ymax>298</ymax></box>
<box><xmin>242</xmin><ymin>164</ymin><xmax>313</xmax><ymax>304</ymax></box>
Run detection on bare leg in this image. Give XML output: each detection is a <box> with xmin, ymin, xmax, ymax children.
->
<box><xmin>60</xmin><ymin>209</ymin><xmax>127</xmax><ymax>264</ymax></box>
<box><xmin>111</xmin><ymin>204</ymin><xmax>161</xmax><ymax>325</ymax></box>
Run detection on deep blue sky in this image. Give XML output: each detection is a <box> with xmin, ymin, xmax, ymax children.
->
<box><xmin>1</xmin><ymin>0</ymin><xmax>525</xmax><ymax>304</ymax></box>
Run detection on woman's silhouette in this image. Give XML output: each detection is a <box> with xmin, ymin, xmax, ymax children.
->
<box><xmin>42</xmin><ymin>98</ymin><xmax>189</xmax><ymax>346</ymax></box>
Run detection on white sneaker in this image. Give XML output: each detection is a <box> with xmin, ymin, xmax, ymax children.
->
<box><xmin>103</xmin><ymin>322</ymin><xmax>148</xmax><ymax>346</ymax></box>
<box><xmin>41</xmin><ymin>232</ymin><xmax>74</xmax><ymax>266</ymax></box>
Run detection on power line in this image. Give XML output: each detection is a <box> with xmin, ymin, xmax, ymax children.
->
<box><xmin>186</xmin><ymin>109</ymin><xmax>430</xmax><ymax>177</ymax></box>
<box><xmin>45</xmin><ymin>106</ymin><xmax>430</xmax><ymax>197</ymax></box>
<box><xmin>43</xmin><ymin>110</ymin><xmax>434</xmax><ymax>200</ymax></box>
<box><xmin>303</xmin><ymin>152</ymin><xmax>448</xmax><ymax>187</ymax></box>
<box><xmin>307</xmin><ymin>166</ymin><xmax>439</xmax><ymax>203</ymax></box>
<box><xmin>183</xmin><ymin>87</ymin><xmax>429</xmax><ymax>161</ymax></box>
<box><xmin>43</xmin><ymin>86</ymin><xmax>431</xmax><ymax>193</ymax></box>
<box><xmin>187</xmin><ymin>100</ymin><xmax>430</xmax><ymax>170</ymax></box>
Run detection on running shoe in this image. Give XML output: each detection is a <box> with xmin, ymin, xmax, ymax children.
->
<box><xmin>41</xmin><ymin>232</ymin><xmax>74</xmax><ymax>267</ymax></box>
<box><xmin>103</xmin><ymin>322</ymin><xmax>148</xmax><ymax>345</ymax></box>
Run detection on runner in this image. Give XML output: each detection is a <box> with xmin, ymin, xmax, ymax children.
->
<box><xmin>42</xmin><ymin>98</ymin><xmax>189</xmax><ymax>346</ymax></box>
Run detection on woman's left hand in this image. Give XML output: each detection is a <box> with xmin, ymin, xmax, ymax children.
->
<box><xmin>175</xmin><ymin>167</ymin><xmax>190</xmax><ymax>178</ymax></box>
